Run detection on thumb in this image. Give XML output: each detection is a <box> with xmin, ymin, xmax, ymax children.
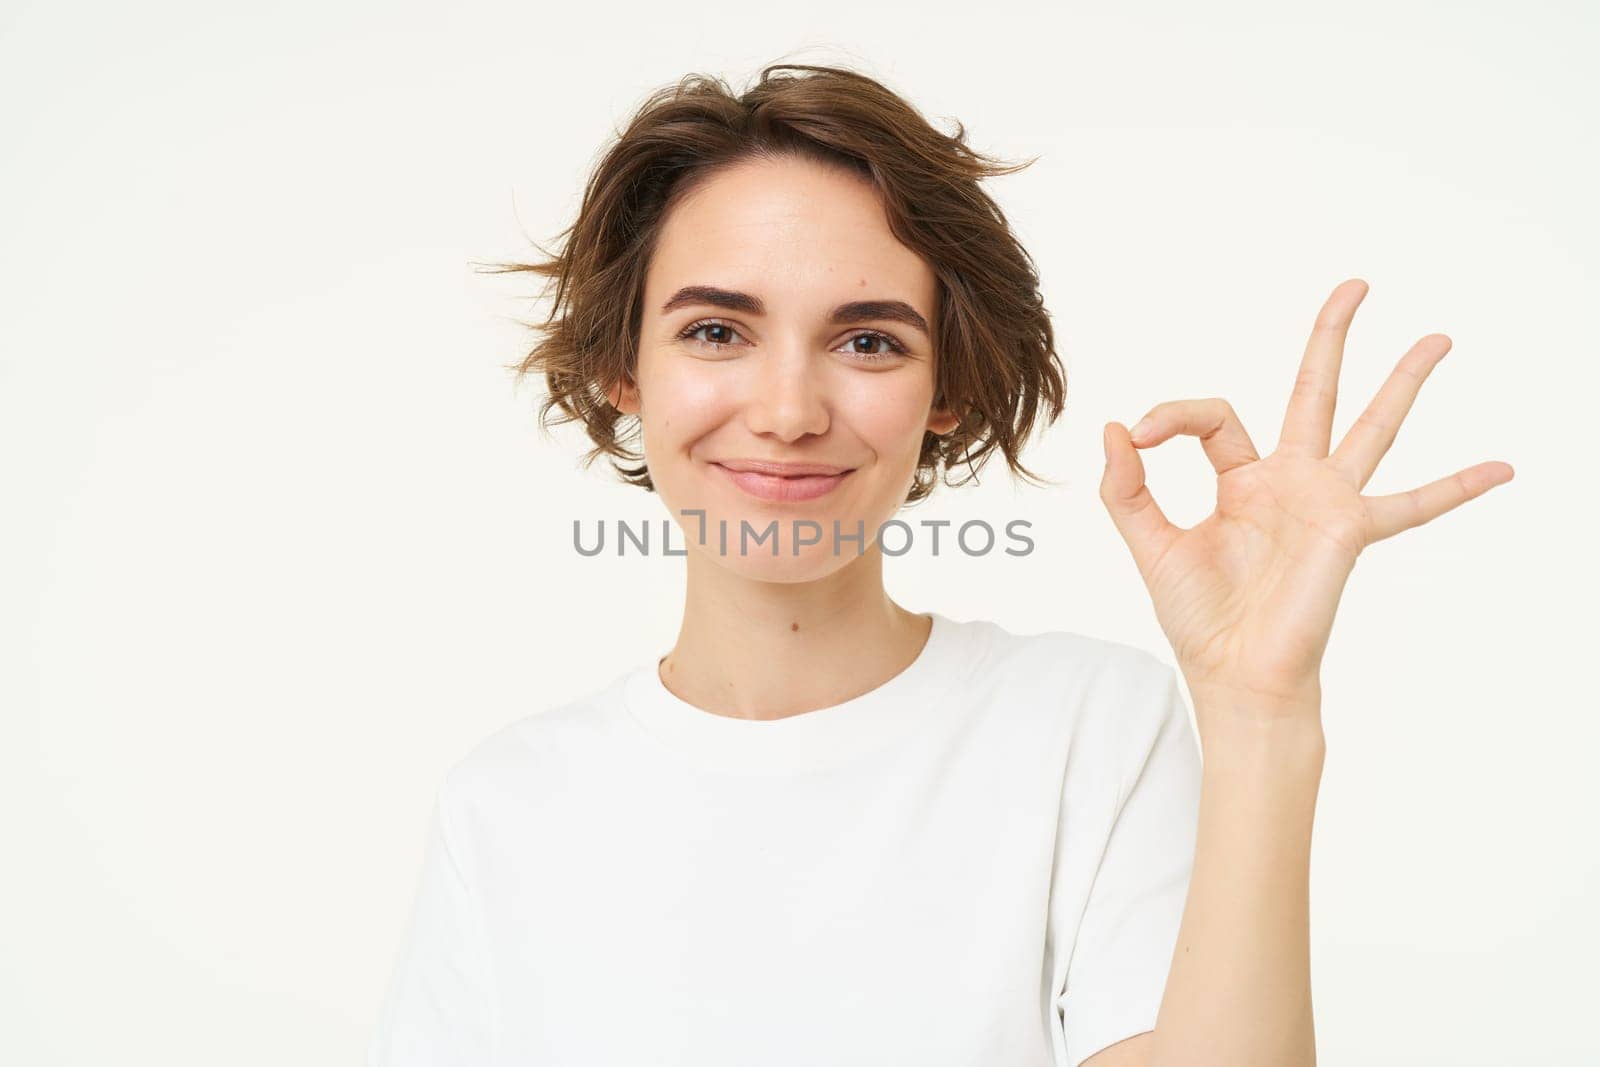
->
<box><xmin>1099</xmin><ymin>421</ymin><xmax>1175</xmax><ymax>580</ymax></box>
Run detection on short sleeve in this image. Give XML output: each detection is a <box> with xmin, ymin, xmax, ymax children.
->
<box><xmin>1055</xmin><ymin>665</ymin><xmax>1203</xmax><ymax>1067</ymax></box>
<box><xmin>366</xmin><ymin>779</ymin><xmax>498</xmax><ymax>1066</ymax></box>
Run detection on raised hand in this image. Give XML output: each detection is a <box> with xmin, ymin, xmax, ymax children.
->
<box><xmin>1099</xmin><ymin>279</ymin><xmax>1514</xmax><ymax>723</ymax></box>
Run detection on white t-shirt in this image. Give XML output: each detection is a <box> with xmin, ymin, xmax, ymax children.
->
<box><xmin>367</xmin><ymin>611</ymin><xmax>1203</xmax><ymax>1067</ymax></box>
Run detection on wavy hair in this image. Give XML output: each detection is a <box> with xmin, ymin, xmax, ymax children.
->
<box><xmin>481</xmin><ymin>61</ymin><xmax>1066</xmax><ymax>504</ymax></box>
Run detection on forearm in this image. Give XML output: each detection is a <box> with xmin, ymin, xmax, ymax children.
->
<box><xmin>1148</xmin><ymin>693</ymin><xmax>1326</xmax><ymax>1067</ymax></box>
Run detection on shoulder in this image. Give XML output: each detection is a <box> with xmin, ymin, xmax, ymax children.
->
<box><xmin>957</xmin><ymin>614</ymin><xmax>1177</xmax><ymax>711</ymax></box>
<box><xmin>436</xmin><ymin>669</ymin><xmax>636</xmax><ymax>815</ymax></box>
<box><xmin>952</xmin><ymin>615</ymin><xmax>1187</xmax><ymax>782</ymax></box>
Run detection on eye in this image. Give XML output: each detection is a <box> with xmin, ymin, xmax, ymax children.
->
<box><xmin>839</xmin><ymin>330</ymin><xmax>908</xmax><ymax>363</ymax></box>
<box><xmin>677</xmin><ymin>319</ymin><xmax>747</xmax><ymax>351</ymax></box>
<box><xmin>675</xmin><ymin>319</ymin><xmax>909</xmax><ymax>363</ymax></box>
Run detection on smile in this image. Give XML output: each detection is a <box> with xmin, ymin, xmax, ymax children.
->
<box><xmin>710</xmin><ymin>462</ymin><xmax>854</xmax><ymax>503</ymax></box>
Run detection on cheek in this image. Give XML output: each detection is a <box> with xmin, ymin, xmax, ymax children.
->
<box><xmin>845</xmin><ymin>379</ymin><xmax>935</xmax><ymax>458</ymax></box>
<box><xmin>639</xmin><ymin>362</ymin><xmax>727</xmax><ymax>444</ymax></box>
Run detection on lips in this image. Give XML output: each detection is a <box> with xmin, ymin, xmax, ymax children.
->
<box><xmin>714</xmin><ymin>459</ymin><xmax>854</xmax><ymax>477</ymax></box>
<box><xmin>710</xmin><ymin>461</ymin><xmax>855</xmax><ymax>503</ymax></box>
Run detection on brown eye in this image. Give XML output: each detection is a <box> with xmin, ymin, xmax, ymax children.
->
<box><xmin>678</xmin><ymin>319</ymin><xmax>745</xmax><ymax>351</ymax></box>
<box><xmin>840</xmin><ymin>331</ymin><xmax>907</xmax><ymax>363</ymax></box>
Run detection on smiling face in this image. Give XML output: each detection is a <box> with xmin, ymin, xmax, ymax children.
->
<box><xmin>607</xmin><ymin>153</ymin><xmax>959</xmax><ymax>582</ymax></box>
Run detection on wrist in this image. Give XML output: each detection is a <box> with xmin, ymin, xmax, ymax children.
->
<box><xmin>1188</xmin><ymin>686</ymin><xmax>1326</xmax><ymax>770</ymax></box>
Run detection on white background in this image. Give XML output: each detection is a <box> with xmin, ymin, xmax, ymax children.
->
<box><xmin>5</xmin><ymin>1</ymin><xmax>1595</xmax><ymax>1063</ymax></box>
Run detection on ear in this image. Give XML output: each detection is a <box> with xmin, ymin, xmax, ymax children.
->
<box><xmin>926</xmin><ymin>403</ymin><xmax>959</xmax><ymax>436</ymax></box>
<box><xmin>606</xmin><ymin>376</ymin><xmax>640</xmax><ymax>415</ymax></box>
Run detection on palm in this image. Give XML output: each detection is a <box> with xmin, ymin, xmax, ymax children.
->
<box><xmin>1101</xmin><ymin>279</ymin><xmax>1514</xmax><ymax>709</ymax></box>
<box><xmin>1143</xmin><ymin>454</ymin><xmax>1364</xmax><ymax>697</ymax></box>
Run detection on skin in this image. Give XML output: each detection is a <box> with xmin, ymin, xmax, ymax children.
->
<box><xmin>1093</xmin><ymin>279</ymin><xmax>1514</xmax><ymax>1065</ymax></box>
<box><xmin>612</xmin><ymin>154</ymin><xmax>1517</xmax><ymax>1062</ymax></box>
<box><xmin>607</xmin><ymin>153</ymin><xmax>957</xmax><ymax>722</ymax></box>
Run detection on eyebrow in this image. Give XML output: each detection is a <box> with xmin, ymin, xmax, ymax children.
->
<box><xmin>660</xmin><ymin>285</ymin><xmax>930</xmax><ymax>338</ymax></box>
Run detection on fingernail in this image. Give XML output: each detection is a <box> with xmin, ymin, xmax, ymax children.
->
<box><xmin>1130</xmin><ymin>418</ymin><xmax>1152</xmax><ymax>440</ymax></box>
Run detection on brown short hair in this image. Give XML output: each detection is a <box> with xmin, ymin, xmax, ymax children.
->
<box><xmin>481</xmin><ymin>62</ymin><xmax>1066</xmax><ymax>505</ymax></box>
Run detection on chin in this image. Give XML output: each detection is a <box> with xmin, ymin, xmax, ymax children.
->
<box><xmin>703</xmin><ymin>541</ymin><xmax>864</xmax><ymax>584</ymax></box>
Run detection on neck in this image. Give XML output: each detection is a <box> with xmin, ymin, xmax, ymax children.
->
<box><xmin>659</xmin><ymin>543</ymin><xmax>930</xmax><ymax>721</ymax></box>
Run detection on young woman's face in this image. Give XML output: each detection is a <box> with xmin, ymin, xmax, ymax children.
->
<box><xmin>610</xmin><ymin>154</ymin><xmax>958</xmax><ymax>582</ymax></box>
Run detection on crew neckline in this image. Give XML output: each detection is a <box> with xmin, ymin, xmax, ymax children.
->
<box><xmin>617</xmin><ymin>611</ymin><xmax>970</xmax><ymax>776</ymax></box>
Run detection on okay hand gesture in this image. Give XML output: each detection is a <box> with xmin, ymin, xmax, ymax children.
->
<box><xmin>1100</xmin><ymin>279</ymin><xmax>1515</xmax><ymax>722</ymax></box>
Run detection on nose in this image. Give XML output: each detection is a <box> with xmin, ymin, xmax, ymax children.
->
<box><xmin>742</xmin><ymin>344</ymin><xmax>830</xmax><ymax>442</ymax></box>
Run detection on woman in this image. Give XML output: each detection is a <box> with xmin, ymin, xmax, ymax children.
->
<box><xmin>367</xmin><ymin>63</ymin><xmax>1513</xmax><ymax>1067</ymax></box>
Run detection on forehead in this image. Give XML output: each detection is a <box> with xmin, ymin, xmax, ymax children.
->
<box><xmin>644</xmin><ymin>155</ymin><xmax>937</xmax><ymax>317</ymax></box>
